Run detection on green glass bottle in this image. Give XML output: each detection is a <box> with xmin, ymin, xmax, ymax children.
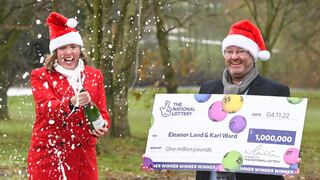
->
<box><xmin>81</xmin><ymin>89</ymin><xmax>105</xmax><ymax>130</ymax></box>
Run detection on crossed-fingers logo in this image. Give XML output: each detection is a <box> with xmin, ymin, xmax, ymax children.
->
<box><xmin>160</xmin><ymin>100</ymin><xmax>172</xmax><ymax>117</ymax></box>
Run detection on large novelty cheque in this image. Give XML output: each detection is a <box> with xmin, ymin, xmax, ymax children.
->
<box><xmin>143</xmin><ymin>94</ymin><xmax>307</xmax><ymax>175</ymax></box>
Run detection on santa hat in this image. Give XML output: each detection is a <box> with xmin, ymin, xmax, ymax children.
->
<box><xmin>47</xmin><ymin>12</ymin><xmax>83</xmax><ymax>53</ymax></box>
<box><xmin>222</xmin><ymin>20</ymin><xmax>270</xmax><ymax>61</ymax></box>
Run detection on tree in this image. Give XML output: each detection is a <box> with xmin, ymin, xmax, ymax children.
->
<box><xmin>153</xmin><ymin>0</ymin><xmax>178</xmax><ymax>93</ymax></box>
<box><xmin>111</xmin><ymin>0</ymin><xmax>152</xmax><ymax>137</ymax></box>
<box><xmin>82</xmin><ymin>0</ymin><xmax>116</xmax><ymax>136</ymax></box>
<box><xmin>242</xmin><ymin>0</ymin><xmax>315</xmax><ymax>76</ymax></box>
<box><xmin>0</xmin><ymin>0</ymin><xmax>50</xmax><ymax>120</ymax></box>
<box><xmin>151</xmin><ymin>0</ymin><xmax>202</xmax><ymax>93</ymax></box>
<box><xmin>283</xmin><ymin>0</ymin><xmax>320</xmax><ymax>87</ymax></box>
<box><xmin>82</xmin><ymin>0</ymin><xmax>152</xmax><ymax>137</ymax></box>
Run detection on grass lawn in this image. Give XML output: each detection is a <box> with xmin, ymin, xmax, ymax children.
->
<box><xmin>0</xmin><ymin>88</ymin><xmax>319</xmax><ymax>179</ymax></box>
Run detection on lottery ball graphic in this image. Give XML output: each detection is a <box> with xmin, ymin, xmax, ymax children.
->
<box><xmin>214</xmin><ymin>164</ymin><xmax>225</xmax><ymax>172</ymax></box>
<box><xmin>222</xmin><ymin>95</ymin><xmax>244</xmax><ymax>113</ymax></box>
<box><xmin>284</xmin><ymin>148</ymin><xmax>299</xmax><ymax>165</ymax></box>
<box><xmin>229</xmin><ymin>115</ymin><xmax>247</xmax><ymax>133</ymax></box>
<box><xmin>194</xmin><ymin>94</ymin><xmax>211</xmax><ymax>103</ymax></box>
<box><xmin>208</xmin><ymin>101</ymin><xmax>228</xmax><ymax>122</ymax></box>
<box><xmin>287</xmin><ymin>97</ymin><xmax>303</xmax><ymax>104</ymax></box>
<box><xmin>222</xmin><ymin>151</ymin><xmax>243</xmax><ymax>172</ymax></box>
<box><xmin>143</xmin><ymin>157</ymin><xmax>154</xmax><ymax>169</ymax></box>
<box><xmin>289</xmin><ymin>163</ymin><xmax>299</xmax><ymax>170</ymax></box>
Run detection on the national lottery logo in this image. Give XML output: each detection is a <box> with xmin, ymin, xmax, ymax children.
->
<box><xmin>160</xmin><ymin>100</ymin><xmax>172</xmax><ymax>117</ymax></box>
<box><xmin>159</xmin><ymin>100</ymin><xmax>195</xmax><ymax>117</ymax></box>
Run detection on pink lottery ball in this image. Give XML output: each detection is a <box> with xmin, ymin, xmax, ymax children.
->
<box><xmin>208</xmin><ymin>101</ymin><xmax>227</xmax><ymax>122</ymax></box>
<box><xmin>283</xmin><ymin>148</ymin><xmax>299</xmax><ymax>165</ymax></box>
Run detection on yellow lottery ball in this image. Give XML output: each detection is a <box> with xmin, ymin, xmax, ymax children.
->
<box><xmin>222</xmin><ymin>95</ymin><xmax>244</xmax><ymax>113</ymax></box>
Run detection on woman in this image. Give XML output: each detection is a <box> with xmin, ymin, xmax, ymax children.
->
<box><xmin>27</xmin><ymin>12</ymin><xmax>110</xmax><ymax>180</ymax></box>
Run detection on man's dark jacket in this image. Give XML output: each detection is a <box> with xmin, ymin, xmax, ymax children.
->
<box><xmin>196</xmin><ymin>75</ymin><xmax>290</xmax><ymax>180</ymax></box>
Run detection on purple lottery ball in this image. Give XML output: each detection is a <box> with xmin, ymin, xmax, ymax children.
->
<box><xmin>208</xmin><ymin>101</ymin><xmax>228</xmax><ymax>122</ymax></box>
<box><xmin>143</xmin><ymin>157</ymin><xmax>154</xmax><ymax>169</ymax></box>
<box><xmin>229</xmin><ymin>115</ymin><xmax>247</xmax><ymax>133</ymax></box>
<box><xmin>194</xmin><ymin>94</ymin><xmax>211</xmax><ymax>103</ymax></box>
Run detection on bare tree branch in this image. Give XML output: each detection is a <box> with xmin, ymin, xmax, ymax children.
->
<box><xmin>165</xmin><ymin>10</ymin><xmax>199</xmax><ymax>32</ymax></box>
<box><xmin>85</xmin><ymin>0</ymin><xmax>94</xmax><ymax>14</ymax></box>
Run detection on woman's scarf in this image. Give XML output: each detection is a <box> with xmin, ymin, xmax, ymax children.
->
<box><xmin>54</xmin><ymin>59</ymin><xmax>85</xmax><ymax>116</ymax></box>
<box><xmin>54</xmin><ymin>59</ymin><xmax>85</xmax><ymax>94</ymax></box>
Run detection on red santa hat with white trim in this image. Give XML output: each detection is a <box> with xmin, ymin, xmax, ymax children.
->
<box><xmin>46</xmin><ymin>12</ymin><xmax>83</xmax><ymax>54</ymax></box>
<box><xmin>222</xmin><ymin>20</ymin><xmax>270</xmax><ymax>61</ymax></box>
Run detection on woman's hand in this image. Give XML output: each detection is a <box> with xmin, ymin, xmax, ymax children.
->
<box><xmin>89</xmin><ymin>121</ymin><xmax>109</xmax><ymax>138</ymax></box>
<box><xmin>70</xmin><ymin>91</ymin><xmax>91</xmax><ymax>107</ymax></box>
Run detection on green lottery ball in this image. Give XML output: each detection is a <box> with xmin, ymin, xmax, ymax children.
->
<box><xmin>287</xmin><ymin>97</ymin><xmax>303</xmax><ymax>104</ymax></box>
<box><xmin>222</xmin><ymin>151</ymin><xmax>243</xmax><ymax>172</ymax></box>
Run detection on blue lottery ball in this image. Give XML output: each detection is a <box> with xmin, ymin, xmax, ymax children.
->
<box><xmin>194</xmin><ymin>94</ymin><xmax>211</xmax><ymax>103</ymax></box>
<box><xmin>289</xmin><ymin>163</ymin><xmax>299</xmax><ymax>169</ymax></box>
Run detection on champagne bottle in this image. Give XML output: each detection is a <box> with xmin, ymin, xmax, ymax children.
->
<box><xmin>80</xmin><ymin>89</ymin><xmax>106</xmax><ymax>131</ymax></box>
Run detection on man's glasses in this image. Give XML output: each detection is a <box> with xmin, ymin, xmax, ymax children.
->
<box><xmin>224</xmin><ymin>49</ymin><xmax>248</xmax><ymax>57</ymax></box>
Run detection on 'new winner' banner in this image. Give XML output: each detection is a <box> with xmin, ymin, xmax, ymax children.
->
<box><xmin>143</xmin><ymin>94</ymin><xmax>307</xmax><ymax>175</ymax></box>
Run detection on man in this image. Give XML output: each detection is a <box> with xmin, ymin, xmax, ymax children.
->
<box><xmin>196</xmin><ymin>20</ymin><xmax>297</xmax><ymax>180</ymax></box>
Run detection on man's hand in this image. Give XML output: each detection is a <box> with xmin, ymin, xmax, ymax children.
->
<box><xmin>283</xmin><ymin>158</ymin><xmax>301</xmax><ymax>180</ymax></box>
<box><xmin>141</xmin><ymin>154</ymin><xmax>154</xmax><ymax>172</ymax></box>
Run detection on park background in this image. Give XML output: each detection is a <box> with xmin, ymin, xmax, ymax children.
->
<box><xmin>0</xmin><ymin>0</ymin><xmax>319</xmax><ymax>179</ymax></box>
